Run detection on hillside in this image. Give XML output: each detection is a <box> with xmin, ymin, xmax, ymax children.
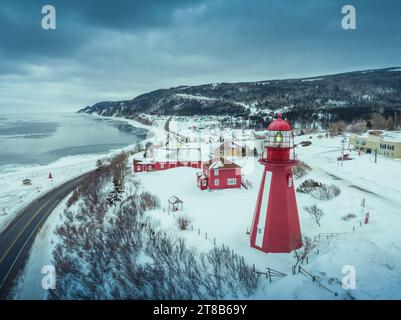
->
<box><xmin>78</xmin><ymin>68</ymin><xmax>401</xmax><ymax>128</ymax></box>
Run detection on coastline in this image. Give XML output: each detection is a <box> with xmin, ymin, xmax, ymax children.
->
<box><xmin>0</xmin><ymin>114</ymin><xmax>154</xmax><ymax>234</ymax></box>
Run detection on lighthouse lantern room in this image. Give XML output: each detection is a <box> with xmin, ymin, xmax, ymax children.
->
<box><xmin>250</xmin><ymin>113</ymin><xmax>302</xmax><ymax>253</ymax></box>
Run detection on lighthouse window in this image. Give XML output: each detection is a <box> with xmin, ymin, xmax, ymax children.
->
<box><xmin>274</xmin><ymin>131</ymin><xmax>283</xmax><ymax>144</ymax></box>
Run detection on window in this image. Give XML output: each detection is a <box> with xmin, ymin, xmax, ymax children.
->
<box><xmin>214</xmin><ymin>169</ymin><xmax>219</xmax><ymax>176</ymax></box>
<box><xmin>137</xmin><ymin>166</ymin><xmax>141</xmax><ymax>171</ymax></box>
<box><xmin>227</xmin><ymin>178</ymin><xmax>237</xmax><ymax>185</ymax></box>
<box><xmin>161</xmin><ymin>163</ymin><xmax>164</xmax><ymax>169</ymax></box>
<box><xmin>214</xmin><ymin>179</ymin><xmax>219</xmax><ymax>186</ymax></box>
<box><xmin>148</xmin><ymin>165</ymin><xmax>152</xmax><ymax>171</ymax></box>
<box><xmin>202</xmin><ymin>180</ymin><xmax>207</xmax><ymax>186</ymax></box>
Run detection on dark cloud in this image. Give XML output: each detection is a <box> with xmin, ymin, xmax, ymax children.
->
<box><xmin>0</xmin><ymin>0</ymin><xmax>400</xmax><ymax>112</ymax></box>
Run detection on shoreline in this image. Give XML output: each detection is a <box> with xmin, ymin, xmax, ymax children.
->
<box><xmin>0</xmin><ymin>114</ymin><xmax>155</xmax><ymax>234</ymax></box>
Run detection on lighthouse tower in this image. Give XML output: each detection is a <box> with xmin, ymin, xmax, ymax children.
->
<box><xmin>250</xmin><ymin>113</ymin><xmax>302</xmax><ymax>253</ymax></box>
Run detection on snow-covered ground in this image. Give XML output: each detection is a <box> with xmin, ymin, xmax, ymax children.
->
<box><xmin>133</xmin><ymin>134</ymin><xmax>401</xmax><ymax>299</ymax></box>
<box><xmin>12</xmin><ymin>115</ymin><xmax>401</xmax><ymax>300</ymax></box>
<box><xmin>11</xmin><ymin>195</ymin><xmax>70</xmax><ymax>300</ymax></box>
<box><xmin>0</xmin><ymin>156</ymin><xmax>96</xmax><ymax>234</ymax></box>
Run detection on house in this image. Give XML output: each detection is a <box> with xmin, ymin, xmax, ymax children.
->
<box><xmin>196</xmin><ymin>172</ymin><xmax>208</xmax><ymax>190</ymax></box>
<box><xmin>197</xmin><ymin>157</ymin><xmax>242</xmax><ymax>190</ymax></box>
<box><xmin>133</xmin><ymin>159</ymin><xmax>154</xmax><ymax>173</ymax></box>
<box><xmin>349</xmin><ymin>131</ymin><xmax>401</xmax><ymax>158</ymax></box>
<box><xmin>213</xmin><ymin>140</ymin><xmax>253</xmax><ymax>158</ymax></box>
<box><xmin>153</xmin><ymin>145</ymin><xmax>202</xmax><ymax>170</ymax></box>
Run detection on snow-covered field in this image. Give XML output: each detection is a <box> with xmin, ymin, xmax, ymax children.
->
<box><xmin>134</xmin><ymin>134</ymin><xmax>401</xmax><ymax>299</ymax></box>
<box><xmin>11</xmin><ymin>115</ymin><xmax>401</xmax><ymax>300</ymax></box>
<box><xmin>0</xmin><ymin>156</ymin><xmax>96</xmax><ymax>234</ymax></box>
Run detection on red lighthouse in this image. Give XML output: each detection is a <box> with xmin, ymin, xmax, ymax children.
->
<box><xmin>250</xmin><ymin>113</ymin><xmax>302</xmax><ymax>253</ymax></box>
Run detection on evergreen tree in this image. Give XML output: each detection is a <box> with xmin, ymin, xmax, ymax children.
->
<box><xmin>96</xmin><ymin>159</ymin><xmax>103</xmax><ymax>171</ymax></box>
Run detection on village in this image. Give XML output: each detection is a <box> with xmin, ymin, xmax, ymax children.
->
<box><xmin>116</xmin><ymin>113</ymin><xmax>401</xmax><ymax>299</ymax></box>
<box><xmin>5</xmin><ymin>113</ymin><xmax>401</xmax><ymax>300</ymax></box>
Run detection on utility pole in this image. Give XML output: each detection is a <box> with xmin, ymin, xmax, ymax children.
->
<box><xmin>374</xmin><ymin>148</ymin><xmax>377</xmax><ymax>164</ymax></box>
<box><xmin>341</xmin><ymin>137</ymin><xmax>346</xmax><ymax>167</ymax></box>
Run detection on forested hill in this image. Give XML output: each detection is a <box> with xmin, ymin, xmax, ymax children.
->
<box><xmin>78</xmin><ymin>67</ymin><xmax>401</xmax><ymax>127</ymax></box>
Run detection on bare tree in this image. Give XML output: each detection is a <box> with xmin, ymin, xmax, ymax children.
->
<box><xmin>303</xmin><ymin>204</ymin><xmax>324</xmax><ymax>227</ymax></box>
<box><xmin>370</xmin><ymin>113</ymin><xmax>387</xmax><ymax>129</ymax></box>
<box><xmin>293</xmin><ymin>236</ymin><xmax>315</xmax><ymax>269</ymax></box>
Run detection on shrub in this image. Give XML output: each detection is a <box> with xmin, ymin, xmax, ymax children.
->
<box><xmin>176</xmin><ymin>215</ymin><xmax>191</xmax><ymax>230</ymax></box>
<box><xmin>292</xmin><ymin>161</ymin><xmax>311</xmax><ymax>179</ymax></box>
<box><xmin>139</xmin><ymin>191</ymin><xmax>160</xmax><ymax>211</ymax></box>
<box><xmin>297</xmin><ymin>179</ymin><xmax>341</xmax><ymax>200</ymax></box>
<box><xmin>342</xmin><ymin>213</ymin><xmax>357</xmax><ymax>221</ymax></box>
<box><xmin>311</xmin><ymin>184</ymin><xmax>341</xmax><ymax>200</ymax></box>
<box><xmin>297</xmin><ymin>179</ymin><xmax>322</xmax><ymax>193</ymax></box>
<box><xmin>300</xmin><ymin>141</ymin><xmax>312</xmax><ymax>147</ymax></box>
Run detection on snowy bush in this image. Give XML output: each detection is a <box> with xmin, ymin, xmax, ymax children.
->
<box><xmin>50</xmin><ymin>153</ymin><xmax>259</xmax><ymax>300</ymax></box>
<box><xmin>139</xmin><ymin>191</ymin><xmax>160</xmax><ymax>211</ymax></box>
<box><xmin>176</xmin><ymin>215</ymin><xmax>191</xmax><ymax>230</ymax></box>
<box><xmin>342</xmin><ymin>213</ymin><xmax>357</xmax><ymax>221</ymax></box>
<box><xmin>311</xmin><ymin>184</ymin><xmax>341</xmax><ymax>200</ymax></box>
<box><xmin>300</xmin><ymin>141</ymin><xmax>312</xmax><ymax>147</ymax></box>
<box><xmin>297</xmin><ymin>179</ymin><xmax>340</xmax><ymax>200</ymax></box>
<box><xmin>303</xmin><ymin>204</ymin><xmax>324</xmax><ymax>227</ymax></box>
<box><xmin>292</xmin><ymin>161</ymin><xmax>311</xmax><ymax>179</ymax></box>
<box><xmin>296</xmin><ymin>179</ymin><xmax>322</xmax><ymax>194</ymax></box>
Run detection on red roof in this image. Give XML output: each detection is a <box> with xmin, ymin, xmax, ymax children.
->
<box><xmin>267</xmin><ymin>113</ymin><xmax>292</xmax><ymax>131</ymax></box>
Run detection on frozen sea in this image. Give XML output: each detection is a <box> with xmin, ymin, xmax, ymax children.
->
<box><xmin>0</xmin><ymin>113</ymin><xmax>147</xmax><ymax>172</ymax></box>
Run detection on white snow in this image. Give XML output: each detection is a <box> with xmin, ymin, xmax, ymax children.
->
<box><xmin>133</xmin><ymin>133</ymin><xmax>401</xmax><ymax>299</ymax></box>
<box><xmin>12</xmin><ymin>114</ymin><xmax>401</xmax><ymax>300</ymax></box>
<box><xmin>11</xmin><ymin>195</ymin><xmax>69</xmax><ymax>300</ymax></box>
<box><xmin>0</xmin><ymin>156</ymin><xmax>96</xmax><ymax>233</ymax></box>
<box><xmin>301</xmin><ymin>78</ymin><xmax>324</xmax><ymax>82</ymax></box>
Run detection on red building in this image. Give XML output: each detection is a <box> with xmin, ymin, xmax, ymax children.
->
<box><xmin>133</xmin><ymin>159</ymin><xmax>154</xmax><ymax>172</ymax></box>
<box><xmin>250</xmin><ymin>113</ymin><xmax>302</xmax><ymax>253</ymax></box>
<box><xmin>153</xmin><ymin>161</ymin><xmax>201</xmax><ymax>171</ymax></box>
<box><xmin>134</xmin><ymin>159</ymin><xmax>201</xmax><ymax>173</ymax></box>
<box><xmin>197</xmin><ymin>157</ymin><xmax>241</xmax><ymax>190</ymax></box>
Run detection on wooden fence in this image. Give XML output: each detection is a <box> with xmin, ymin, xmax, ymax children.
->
<box><xmin>298</xmin><ymin>266</ymin><xmax>338</xmax><ymax>296</ymax></box>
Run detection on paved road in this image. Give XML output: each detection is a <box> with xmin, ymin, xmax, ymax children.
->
<box><xmin>0</xmin><ymin>172</ymin><xmax>92</xmax><ymax>298</ymax></box>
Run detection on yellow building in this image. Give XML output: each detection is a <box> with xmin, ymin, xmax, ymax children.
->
<box><xmin>349</xmin><ymin>131</ymin><xmax>401</xmax><ymax>158</ymax></box>
<box><xmin>213</xmin><ymin>140</ymin><xmax>254</xmax><ymax>158</ymax></box>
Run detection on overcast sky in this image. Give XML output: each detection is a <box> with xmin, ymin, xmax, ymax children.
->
<box><xmin>0</xmin><ymin>0</ymin><xmax>400</xmax><ymax>113</ymax></box>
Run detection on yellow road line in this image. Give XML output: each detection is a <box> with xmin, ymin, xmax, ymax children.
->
<box><xmin>0</xmin><ymin>199</ymin><xmax>61</xmax><ymax>290</ymax></box>
<box><xmin>0</xmin><ymin>198</ymin><xmax>53</xmax><ymax>265</ymax></box>
<box><xmin>0</xmin><ymin>176</ymin><xmax>84</xmax><ymax>265</ymax></box>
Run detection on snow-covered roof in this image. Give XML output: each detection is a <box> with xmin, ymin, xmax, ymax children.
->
<box><xmin>357</xmin><ymin>130</ymin><xmax>401</xmax><ymax>143</ymax></box>
<box><xmin>196</xmin><ymin>172</ymin><xmax>207</xmax><ymax>180</ymax></box>
<box><xmin>168</xmin><ymin>195</ymin><xmax>183</xmax><ymax>204</ymax></box>
<box><xmin>153</xmin><ymin>147</ymin><xmax>202</xmax><ymax>162</ymax></box>
<box><xmin>133</xmin><ymin>159</ymin><xmax>153</xmax><ymax>165</ymax></box>
<box><xmin>203</xmin><ymin>157</ymin><xmax>241</xmax><ymax>169</ymax></box>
